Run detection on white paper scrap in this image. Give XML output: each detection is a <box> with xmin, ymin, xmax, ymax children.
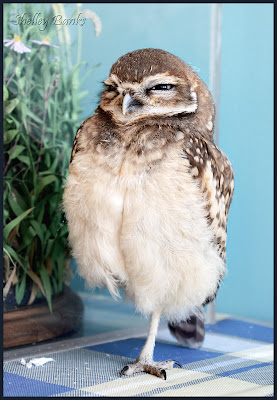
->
<box><xmin>29</xmin><ymin>357</ymin><xmax>55</xmax><ymax>367</ymax></box>
<box><xmin>20</xmin><ymin>357</ymin><xmax>55</xmax><ymax>368</ymax></box>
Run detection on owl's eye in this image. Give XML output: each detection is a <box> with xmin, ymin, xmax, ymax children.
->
<box><xmin>150</xmin><ymin>84</ymin><xmax>175</xmax><ymax>91</ymax></box>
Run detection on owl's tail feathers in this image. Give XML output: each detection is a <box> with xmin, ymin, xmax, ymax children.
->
<box><xmin>168</xmin><ymin>311</ymin><xmax>205</xmax><ymax>349</ymax></box>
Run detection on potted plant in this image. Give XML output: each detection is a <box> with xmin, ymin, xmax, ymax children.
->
<box><xmin>3</xmin><ymin>3</ymin><xmax>101</xmax><ymax>348</ymax></box>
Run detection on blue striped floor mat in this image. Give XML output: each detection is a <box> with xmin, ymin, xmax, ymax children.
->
<box><xmin>3</xmin><ymin>315</ymin><xmax>273</xmax><ymax>397</ymax></box>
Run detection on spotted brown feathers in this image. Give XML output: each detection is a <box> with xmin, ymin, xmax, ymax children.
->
<box><xmin>183</xmin><ymin>135</ymin><xmax>234</xmax><ymax>262</ymax></box>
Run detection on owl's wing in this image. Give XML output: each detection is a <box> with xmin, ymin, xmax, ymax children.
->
<box><xmin>70</xmin><ymin>121</ymin><xmax>86</xmax><ymax>164</ymax></box>
<box><xmin>184</xmin><ymin>137</ymin><xmax>234</xmax><ymax>262</ymax></box>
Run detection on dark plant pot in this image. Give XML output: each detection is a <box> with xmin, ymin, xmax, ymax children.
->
<box><xmin>3</xmin><ymin>286</ymin><xmax>84</xmax><ymax>348</ymax></box>
<box><xmin>3</xmin><ymin>283</ymin><xmax>47</xmax><ymax>312</ymax></box>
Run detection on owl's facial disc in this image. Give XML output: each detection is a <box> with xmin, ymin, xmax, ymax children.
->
<box><xmin>100</xmin><ymin>73</ymin><xmax>198</xmax><ymax>123</ymax></box>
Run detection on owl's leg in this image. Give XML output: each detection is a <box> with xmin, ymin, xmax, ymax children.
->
<box><xmin>120</xmin><ymin>309</ymin><xmax>182</xmax><ymax>380</ymax></box>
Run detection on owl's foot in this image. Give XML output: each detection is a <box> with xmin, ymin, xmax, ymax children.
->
<box><xmin>120</xmin><ymin>359</ymin><xmax>182</xmax><ymax>380</ymax></box>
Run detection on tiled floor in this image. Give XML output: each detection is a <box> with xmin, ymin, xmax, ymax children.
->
<box><xmin>3</xmin><ymin>306</ymin><xmax>274</xmax><ymax>397</ymax></box>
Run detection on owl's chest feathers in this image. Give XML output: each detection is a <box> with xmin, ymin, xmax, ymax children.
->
<box><xmin>74</xmin><ymin>124</ymin><xmax>205</xmax><ymax>223</ymax></box>
<box><xmin>67</xmin><ymin>124</ymin><xmax>224</xmax><ymax>313</ymax></box>
<box><xmin>74</xmin><ymin>123</ymin><xmax>211</xmax><ymax>246</ymax></box>
<box><xmin>90</xmin><ymin>123</ymin><xmax>187</xmax><ymax>177</ymax></box>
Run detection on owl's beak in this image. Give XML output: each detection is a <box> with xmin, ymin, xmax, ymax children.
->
<box><xmin>122</xmin><ymin>93</ymin><xmax>133</xmax><ymax>115</ymax></box>
<box><xmin>122</xmin><ymin>92</ymin><xmax>143</xmax><ymax>115</ymax></box>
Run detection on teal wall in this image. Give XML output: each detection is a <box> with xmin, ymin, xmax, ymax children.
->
<box><xmin>65</xmin><ymin>4</ymin><xmax>273</xmax><ymax>322</ymax></box>
<box><xmin>216</xmin><ymin>4</ymin><xmax>273</xmax><ymax>322</ymax></box>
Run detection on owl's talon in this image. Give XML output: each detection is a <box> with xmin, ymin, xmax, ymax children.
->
<box><xmin>173</xmin><ymin>360</ymin><xmax>182</xmax><ymax>368</ymax></box>
<box><xmin>120</xmin><ymin>365</ymin><xmax>129</xmax><ymax>376</ymax></box>
<box><xmin>119</xmin><ymin>360</ymin><xmax>178</xmax><ymax>379</ymax></box>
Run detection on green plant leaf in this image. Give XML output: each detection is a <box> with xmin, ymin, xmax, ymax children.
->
<box><xmin>14</xmin><ymin>64</ymin><xmax>22</xmax><ymax>78</ymax></box>
<box><xmin>51</xmin><ymin>274</ymin><xmax>58</xmax><ymax>294</ymax></box>
<box><xmin>35</xmin><ymin>175</ymin><xmax>57</xmax><ymax>198</ymax></box>
<box><xmin>17</xmin><ymin>226</ymin><xmax>36</xmax><ymax>252</ymax></box>
<box><xmin>25</xmin><ymin>107</ymin><xmax>43</xmax><ymax>124</ymax></box>
<box><xmin>6</xmin><ymin>114</ymin><xmax>20</xmax><ymax>129</ymax></box>
<box><xmin>41</xmin><ymin>63</ymin><xmax>51</xmax><ymax>87</ymax></box>
<box><xmin>17</xmin><ymin>76</ymin><xmax>26</xmax><ymax>91</ymax></box>
<box><xmin>37</xmin><ymin>203</ymin><xmax>45</xmax><ymax>225</ymax></box>
<box><xmin>3</xmin><ymin>207</ymin><xmax>34</xmax><ymax>242</ymax></box>
<box><xmin>35</xmin><ymin>192</ymin><xmax>54</xmax><ymax>216</ymax></box>
<box><xmin>3</xmin><ymin>84</ymin><xmax>9</xmax><ymax>101</ymax></box>
<box><xmin>4</xmin><ymin>244</ymin><xmax>28</xmax><ymax>271</ymax></box>
<box><xmin>10</xmin><ymin>188</ymin><xmax>28</xmax><ymax>211</ymax></box>
<box><xmin>49</xmin><ymin>156</ymin><xmax>60</xmax><ymax>173</ymax></box>
<box><xmin>30</xmin><ymin>220</ymin><xmax>44</xmax><ymax>245</ymax></box>
<box><xmin>17</xmin><ymin>155</ymin><xmax>31</xmax><ymax>166</ymax></box>
<box><xmin>19</xmin><ymin>102</ymin><xmax>28</xmax><ymax>131</ymax></box>
<box><xmin>3</xmin><ymin>246</ymin><xmax>17</xmax><ymax>268</ymax></box>
<box><xmin>45</xmin><ymin>151</ymin><xmax>51</xmax><ymax>168</ymax></box>
<box><xmin>40</xmin><ymin>266</ymin><xmax>52</xmax><ymax>313</ymax></box>
<box><xmin>26</xmin><ymin>269</ymin><xmax>46</xmax><ymax>297</ymax></box>
<box><xmin>4</xmin><ymin>129</ymin><xmax>18</xmax><ymax>144</ymax></box>
<box><xmin>8</xmin><ymin>193</ymin><xmax>25</xmax><ymax>217</ymax></box>
<box><xmin>20</xmin><ymin>134</ymin><xmax>35</xmax><ymax>183</ymax></box>
<box><xmin>10</xmin><ymin>145</ymin><xmax>25</xmax><ymax>160</ymax></box>
<box><xmin>45</xmin><ymin>238</ymin><xmax>54</xmax><ymax>258</ymax></box>
<box><xmin>5</xmin><ymin>98</ymin><xmax>19</xmax><ymax>114</ymax></box>
<box><xmin>4</xmin><ymin>55</ymin><xmax>13</xmax><ymax>76</ymax></box>
<box><xmin>15</xmin><ymin>272</ymin><xmax>26</xmax><ymax>305</ymax></box>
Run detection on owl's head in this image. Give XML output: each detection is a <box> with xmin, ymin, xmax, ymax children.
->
<box><xmin>100</xmin><ymin>48</ymin><xmax>214</xmax><ymax>133</ymax></box>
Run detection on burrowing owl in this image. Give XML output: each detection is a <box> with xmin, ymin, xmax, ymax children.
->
<box><xmin>63</xmin><ymin>48</ymin><xmax>234</xmax><ymax>379</ymax></box>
